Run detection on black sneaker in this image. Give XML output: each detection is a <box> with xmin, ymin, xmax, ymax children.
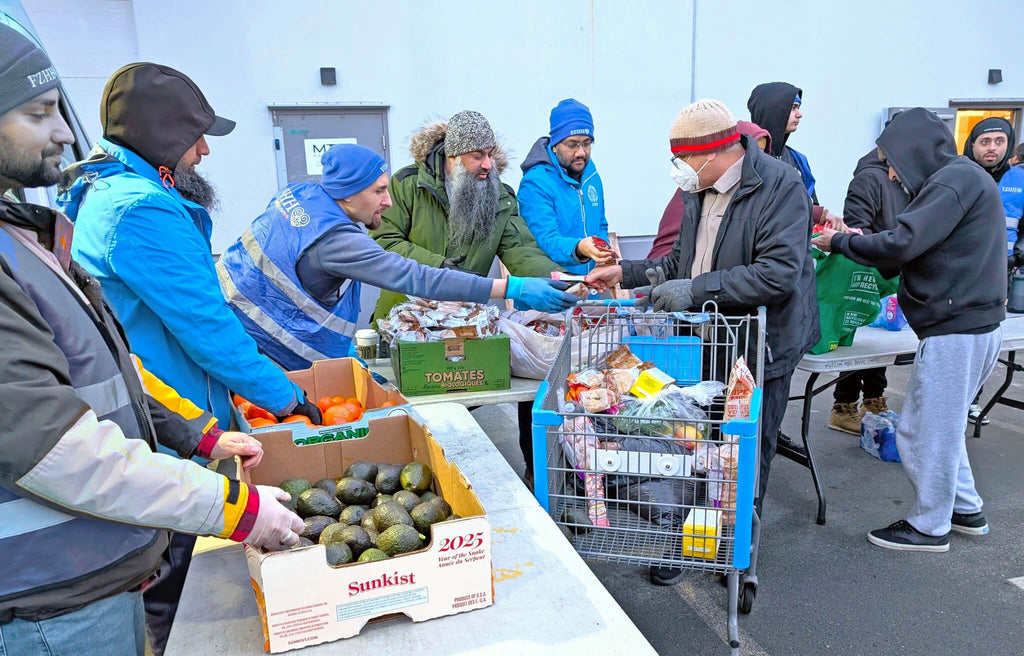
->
<box><xmin>650</xmin><ymin>565</ymin><xmax>685</xmax><ymax>586</ymax></box>
<box><xmin>951</xmin><ymin>511</ymin><xmax>989</xmax><ymax>535</ymax></box>
<box><xmin>868</xmin><ymin>520</ymin><xmax>949</xmax><ymax>552</ymax></box>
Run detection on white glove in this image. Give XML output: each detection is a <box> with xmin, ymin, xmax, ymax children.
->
<box><xmin>243</xmin><ymin>486</ymin><xmax>304</xmax><ymax>550</ymax></box>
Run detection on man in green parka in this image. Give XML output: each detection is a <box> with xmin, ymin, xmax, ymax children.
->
<box><xmin>371</xmin><ymin>110</ymin><xmax>563</xmax><ymax>320</ymax></box>
<box><xmin>371</xmin><ymin>110</ymin><xmax>563</xmax><ymax>489</ymax></box>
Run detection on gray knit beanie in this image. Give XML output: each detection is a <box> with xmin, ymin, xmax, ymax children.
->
<box><xmin>444</xmin><ymin>110</ymin><xmax>496</xmax><ymax>156</ymax></box>
<box><xmin>0</xmin><ymin>23</ymin><xmax>60</xmax><ymax>117</ymax></box>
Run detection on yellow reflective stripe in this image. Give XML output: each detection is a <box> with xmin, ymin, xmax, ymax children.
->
<box><xmin>218</xmin><ymin>477</ymin><xmax>250</xmax><ymax>539</ymax></box>
<box><xmin>134</xmin><ymin>356</ymin><xmax>206</xmax><ymax>422</ymax></box>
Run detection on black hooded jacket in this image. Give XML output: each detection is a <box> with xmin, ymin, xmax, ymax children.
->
<box><xmin>842</xmin><ymin>150</ymin><xmax>908</xmax><ymax>234</ymax></box>
<box><xmin>831</xmin><ymin>108</ymin><xmax>1006</xmax><ymax>338</ymax></box>
<box><xmin>747</xmin><ymin>82</ymin><xmax>817</xmax><ymax>203</ymax></box>
<box><xmin>963</xmin><ymin>116</ymin><xmax>1015</xmax><ymax>183</ymax></box>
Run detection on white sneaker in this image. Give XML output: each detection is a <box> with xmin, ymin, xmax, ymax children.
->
<box><xmin>968</xmin><ymin>404</ymin><xmax>990</xmax><ymax>425</ymax></box>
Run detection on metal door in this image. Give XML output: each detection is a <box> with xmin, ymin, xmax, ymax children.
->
<box><xmin>269</xmin><ymin>106</ymin><xmax>389</xmax><ymax>189</ymax></box>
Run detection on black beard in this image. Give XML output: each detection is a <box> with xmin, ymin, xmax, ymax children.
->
<box><xmin>173</xmin><ymin>160</ymin><xmax>218</xmax><ymax>210</ymax></box>
<box><xmin>445</xmin><ymin>160</ymin><xmax>499</xmax><ymax>251</ymax></box>
<box><xmin>0</xmin><ymin>136</ymin><xmax>63</xmax><ymax>189</ymax></box>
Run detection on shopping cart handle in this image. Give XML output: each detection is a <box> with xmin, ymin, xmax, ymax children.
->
<box><xmin>577</xmin><ymin>298</ymin><xmax>637</xmax><ymax>307</ymax></box>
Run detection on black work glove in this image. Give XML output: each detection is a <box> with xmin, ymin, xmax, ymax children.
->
<box><xmin>651</xmin><ymin>278</ymin><xmax>695</xmax><ymax>312</ymax></box>
<box><xmin>633</xmin><ymin>266</ymin><xmax>667</xmax><ymax>308</ymax></box>
<box><xmin>441</xmin><ymin>254</ymin><xmax>466</xmax><ymax>270</ymax></box>
<box><xmin>278</xmin><ymin>393</ymin><xmax>322</xmax><ymax>425</ymax></box>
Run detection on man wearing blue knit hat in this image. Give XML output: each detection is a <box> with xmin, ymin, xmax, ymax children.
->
<box><xmin>218</xmin><ymin>143</ymin><xmax>575</xmax><ymax>370</ymax></box>
<box><xmin>519</xmin><ymin>99</ymin><xmax>612</xmax><ymax>274</ymax></box>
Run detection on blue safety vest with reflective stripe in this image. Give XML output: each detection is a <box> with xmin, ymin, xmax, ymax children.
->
<box><xmin>1001</xmin><ymin>166</ymin><xmax>1024</xmax><ymax>253</ymax></box>
<box><xmin>217</xmin><ymin>183</ymin><xmax>360</xmax><ymax>371</ymax></box>
<box><xmin>0</xmin><ymin>225</ymin><xmax>164</xmax><ymax>610</ymax></box>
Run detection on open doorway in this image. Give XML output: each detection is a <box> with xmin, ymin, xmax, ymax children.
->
<box><xmin>953</xmin><ymin>108</ymin><xmax>1019</xmax><ymax>154</ymax></box>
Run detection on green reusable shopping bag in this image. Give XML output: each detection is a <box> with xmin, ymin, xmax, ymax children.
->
<box><xmin>810</xmin><ymin>249</ymin><xmax>899</xmax><ymax>355</ymax></box>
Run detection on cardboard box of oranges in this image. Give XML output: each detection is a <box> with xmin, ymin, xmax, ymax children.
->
<box><xmin>233</xmin><ymin>358</ymin><xmax>409</xmax><ymax>445</ymax></box>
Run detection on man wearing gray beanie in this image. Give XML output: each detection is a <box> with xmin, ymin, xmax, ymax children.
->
<box><xmin>0</xmin><ymin>23</ymin><xmax>304</xmax><ymax>655</ymax></box>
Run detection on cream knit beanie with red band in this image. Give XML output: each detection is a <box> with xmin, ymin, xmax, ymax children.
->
<box><xmin>670</xmin><ymin>99</ymin><xmax>740</xmax><ymax>156</ymax></box>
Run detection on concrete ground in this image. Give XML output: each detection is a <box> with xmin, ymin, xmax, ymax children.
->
<box><xmin>471</xmin><ymin>360</ymin><xmax>1024</xmax><ymax>656</ymax></box>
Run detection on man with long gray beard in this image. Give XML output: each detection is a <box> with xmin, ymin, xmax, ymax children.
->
<box><xmin>59</xmin><ymin>62</ymin><xmax>321</xmax><ymax>655</ymax></box>
<box><xmin>371</xmin><ymin>110</ymin><xmax>566</xmax><ymax>489</ymax></box>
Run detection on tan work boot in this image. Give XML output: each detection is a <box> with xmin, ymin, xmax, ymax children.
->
<box><xmin>829</xmin><ymin>402</ymin><xmax>862</xmax><ymax>435</ymax></box>
<box><xmin>861</xmin><ymin>396</ymin><xmax>889</xmax><ymax>416</ymax></box>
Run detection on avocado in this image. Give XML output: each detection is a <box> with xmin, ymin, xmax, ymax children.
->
<box><xmin>289</xmin><ymin>537</ymin><xmax>315</xmax><ymax>550</ymax></box>
<box><xmin>318</xmin><ymin>522</ymin><xmax>350</xmax><ymax>546</ymax></box>
<box><xmin>296</xmin><ymin>488</ymin><xmax>342</xmax><ymax>519</ymax></box>
<box><xmin>300</xmin><ymin>515</ymin><xmax>336</xmax><ymax>541</ymax></box>
<box><xmin>377</xmin><ymin>524</ymin><xmax>425</xmax><ymax>556</ymax></box>
<box><xmin>329</xmin><ymin>524</ymin><xmax>373</xmax><ymax>557</ymax></box>
<box><xmin>375</xmin><ymin>463</ymin><xmax>403</xmax><ymax>494</ymax></box>
<box><xmin>279</xmin><ymin>478</ymin><xmax>312</xmax><ymax>500</ymax></box>
<box><xmin>400</xmin><ymin>462</ymin><xmax>432</xmax><ymax>494</ymax></box>
<box><xmin>425</xmin><ymin>496</ymin><xmax>451</xmax><ymax>518</ymax></box>
<box><xmin>391</xmin><ymin>490</ymin><xmax>421</xmax><ymax>513</ymax></box>
<box><xmin>370</xmin><ymin>494</ymin><xmax>392</xmax><ymax>509</ymax></box>
<box><xmin>410</xmin><ymin>502</ymin><xmax>446</xmax><ymax>535</ymax></box>
<box><xmin>372</xmin><ymin>500</ymin><xmax>414</xmax><ymax>532</ymax></box>
<box><xmin>357</xmin><ymin>548</ymin><xmax>389</xmax><ymax>562</ymax></box>
<box><xmin>313</xmin><ymin>478</ymin><xmax>337</xmax><ymax>495</ymax></box>
<box><xmin>339</xmin><ymin>504</ymin><xmax>368</xmax><ymax>526</ymax></box>
<box><xmin>344</xmin><ymin>461</ymin><xmax>378</xmax><ymax>483</ymax></box>
<box><xmin>279</xmin><ymin>498</ymin><xmax>297</xmax><ymax>515</ymax></box>
<box><xmin>335</xmin><ymin>477</ymin><xmax>378</xmax><ymax>506</ymax></box>
<box><xmin>419</xmin><ymin>491</ymin><xmax>439</xmax><ymax>503</ymax></box>
<box><xmin>325</xmin><ymin>542</ymin><xmax>353</xmax><ymax>567</ymax></box>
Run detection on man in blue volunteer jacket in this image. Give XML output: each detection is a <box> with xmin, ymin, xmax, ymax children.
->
<box><xmin>518</xmin><ymin>99</ymin><xmax>612</xmax><ymax>274</ymax></box>
<box><xmin>217</xmin><ymin>143</ymin><xmax>577</xmax><ymax>371</ymax></box>
<box><xmin>59</xmin><ymin>62</ymin><xmax>321</xmax><ymax>654</ymax></box>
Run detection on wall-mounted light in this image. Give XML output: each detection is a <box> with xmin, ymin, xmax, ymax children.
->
<box><xmin>988</xmin><ymin>69</ymin><xmax>1002</xmax><ymax>85</ymax></box>
<box><xmin>320</xmin><ymin>67</ymin><xmax>337</xmax><ymax>86</ymax></box>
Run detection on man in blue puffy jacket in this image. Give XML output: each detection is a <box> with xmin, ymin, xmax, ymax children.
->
<box><xmin>518</xmin><ymin>99</ymin><xmax>613</xmax><ymax>274</ymax></box>
<box><xmin>58</xmin><ymin>62</ymin><xmax>322</xmax><ymax>654</ymax></box>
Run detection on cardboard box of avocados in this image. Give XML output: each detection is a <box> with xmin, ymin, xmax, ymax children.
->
<box><xmin>235</xmin><ymin>357</ymin><xmax>410</xmax><ymax>445</ymax></box>
<box><xmin>390</xmin><ymin>334</ymin><xmax>511</xmax><ymax>396</ymax></box>
<box><xmin>239</xmin><ymin>413</ymin><xmax>493</xmax><ymax>653</ymax></box>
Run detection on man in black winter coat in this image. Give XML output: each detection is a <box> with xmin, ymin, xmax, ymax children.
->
<box><xmin>587</xmin><ymin>99</ymin><xmax>819</xmax><ymax>583</ymax></box>
<box><xmin>826</xmin><ymin>149</ymin><xmax>909</xmax><ymax>434</ymax></box>
<box><xmin>813</xmin><ymin>108</ymin><xmax>1005</xmax><ymax>552</ymax></box>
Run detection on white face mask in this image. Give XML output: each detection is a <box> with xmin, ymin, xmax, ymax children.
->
<box><xmin>670</xmin><ymin>157</ymin><xmax>709</xmax><ymax>193</ymax></box>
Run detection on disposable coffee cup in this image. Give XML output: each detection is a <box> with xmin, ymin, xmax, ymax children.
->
<box><xmin>354</xmin><ymin>329</ymin><xmax>379</xmax><ymax>360</ymax></box>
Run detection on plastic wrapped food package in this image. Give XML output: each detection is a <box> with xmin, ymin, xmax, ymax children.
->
<box><xmin>377</xmin><ymin>298</ymin><xmax>499</xmax><ymax>346</ymax></box>
<box><xmin>708</xmin><ymin>442</ymin><xmax>739</xmax><ymax>526</ymax></box>
<box><xmin>558</xmin><ymin>416</ymin><xmax>610</xmax><ymax>527</ymax></box>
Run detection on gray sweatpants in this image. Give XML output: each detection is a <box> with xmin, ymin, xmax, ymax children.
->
<box><xmin>898</xmin><ymin>327</ymin><xmax>1001</xmax><ymax>536</ymax></box>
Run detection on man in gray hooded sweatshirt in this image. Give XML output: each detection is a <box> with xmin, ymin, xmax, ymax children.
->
<box><xmin>813</xmin><ymin>108</ymin><xmax>1005</xmax><ymax>552</ymax></box>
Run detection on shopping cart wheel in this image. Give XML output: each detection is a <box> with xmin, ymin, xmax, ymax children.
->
<box><xmin>738</xmin><ymin>581</ymin><xmax>757</xmax><ymax>614</ymax></box>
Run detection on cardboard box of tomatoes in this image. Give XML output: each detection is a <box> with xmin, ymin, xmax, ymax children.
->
<box><xmin>233</xmin><ymin>358</ymin><xmax>410</xmax><ymax>445</ymax></box>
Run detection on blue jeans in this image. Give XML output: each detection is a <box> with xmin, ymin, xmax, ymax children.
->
<box><xmin>0</xmin><ymin>590</ymin><xmax>145</xmax><ymax>656</ymax></box>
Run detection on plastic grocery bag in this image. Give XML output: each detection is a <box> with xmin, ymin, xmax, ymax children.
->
<box><xmin>860</xmin><ymin>411</ymin><xmax>901</xmax><ymax>462</ymax></box>
<box><xmin>810</xmin><ymin>249</ymin><xmax>899</xmax><ymax>354</ymax></box>
<box><xmin>498</xmin><ymin>312</ymin><xmax>616</xmax><ymax>380</ymax></box>
<box><xmin>869</xmin><ymin>295</ymin><xmax>909</xmax><ymax>331</ymax></box>
<box><xmin>610</xmin><ymin>386</ymin><xmax>710</xmax><ymax>437</ymax></box>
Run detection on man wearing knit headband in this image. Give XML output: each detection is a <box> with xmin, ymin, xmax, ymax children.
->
<box><xmin>588</xmin><ymin>99</ymin><xmax>819</xmax><ymax>584</ymax></box>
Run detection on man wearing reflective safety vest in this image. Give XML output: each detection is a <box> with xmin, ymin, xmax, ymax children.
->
<box><xmin>218</xmin><ymin>143</ymin><xmax>576</xmax><ymax>371</ymax></box>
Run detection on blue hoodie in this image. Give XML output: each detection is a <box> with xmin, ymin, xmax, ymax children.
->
<box><xmin>59</xmin><ymin>139</ymin><xmax>303</xmax><ymax>430</ymax></box>
<box><xmin>518</xmin><ymin>137</ymin><xmax>607</xmax><ymax>275</ymax></box>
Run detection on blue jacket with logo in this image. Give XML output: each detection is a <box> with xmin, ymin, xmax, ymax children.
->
<box><xmin>518</xmin><ymin>137</ymin><xmax>607</xmax><ymax>275</ymax></box>
<box><xmin>58</xmin><ymin>140</ymin><xmax>303</xmax><ymax>429</ymax></box>
<box><xmin>1001</xmin><ymin>165</ymin><xmax>1024</xmax><ymax>251</ymax></box>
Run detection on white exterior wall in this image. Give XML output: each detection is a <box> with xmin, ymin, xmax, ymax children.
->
<box><xmin>23</xmin><ymin>0</ymin><xmax>1024</xmax><ymax>252</ymax></box>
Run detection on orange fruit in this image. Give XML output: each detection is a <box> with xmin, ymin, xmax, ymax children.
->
<box><xmin>245</xmin><ymin>404</ymin><xmax>276</xmax><ymax>422</ymax></box>
<box><xmin>280</xmin><ymin>414</ymin><xmax>314</xmax><ymax>426</ymax></box>
<box><xmin>247</xmin><ymin>417</ymin><xmax>277</xmax><ymax>428</ymax></box>
<box><xmin>323</xmin><ymin>405</ymin><xmax>353</xmax><ymax>425</ymax></box>
<box><xmin>380</xmin><ymin>400</ymin><xmax>396</xmax><ymax>408</ymax></box>
<box><xmin>316</xmin><ymin>396</ymin><xmax>334</xmax><ymax>414</ymax></box>
<box><xmin>232</xmin><ymin>393</ymin><xmax>248</xmax><ymax>407</ymax></box>
<box><xmin>345</xmin><ymin>397</ymin><xmax>361</xmax><ymax>407</ymax></box>
<box><xmin>236</xmin><ymin>401</ymin><xmax>253</xmax><ymax>417</ymax></box>
<box><xmin>330</xmin><ymin>396</ymin><xmax>346</xmax><ymax>406</ymax></box>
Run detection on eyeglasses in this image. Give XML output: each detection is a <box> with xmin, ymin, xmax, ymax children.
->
<box><xmin>671</xmin><ymin>154</ymin><xmax>694</xmax><ymax>171</ymax></box>
<box><xmin>560</xmin><ymin>139</ymin><xmax>593</xmax><ymax>152</ymax></box>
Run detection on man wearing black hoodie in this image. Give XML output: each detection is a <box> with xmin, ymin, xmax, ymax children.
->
<box><xmin>747</xmin><ymin>81</ymin><xmax>818</xmax><ymax>203</ymax></box>
<box><xmin>813</xmin><ymin>108</ymin><xmax>1005</xmax><ymax>552</ymax></box>
<box><xmin>827</xmin><ymin>148</ymin><xmax>909</xmax><ymax>434</ymax></box>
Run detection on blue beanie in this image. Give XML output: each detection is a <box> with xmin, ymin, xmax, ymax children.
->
<box><xmin>549</xmin><ymin>98</ymin><xmax>594</xmax><ymax>146</ymax></box>
<box><xmin>320</xmin><ymin>144</ymin><xmax>389</xmax><ymax>200</ymax></box>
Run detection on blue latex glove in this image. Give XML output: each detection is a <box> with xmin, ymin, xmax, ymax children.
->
<box><xmin>506</xmin><ymin>276</ymin><xmax>578</xmax><ymax>313</ymax></box>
